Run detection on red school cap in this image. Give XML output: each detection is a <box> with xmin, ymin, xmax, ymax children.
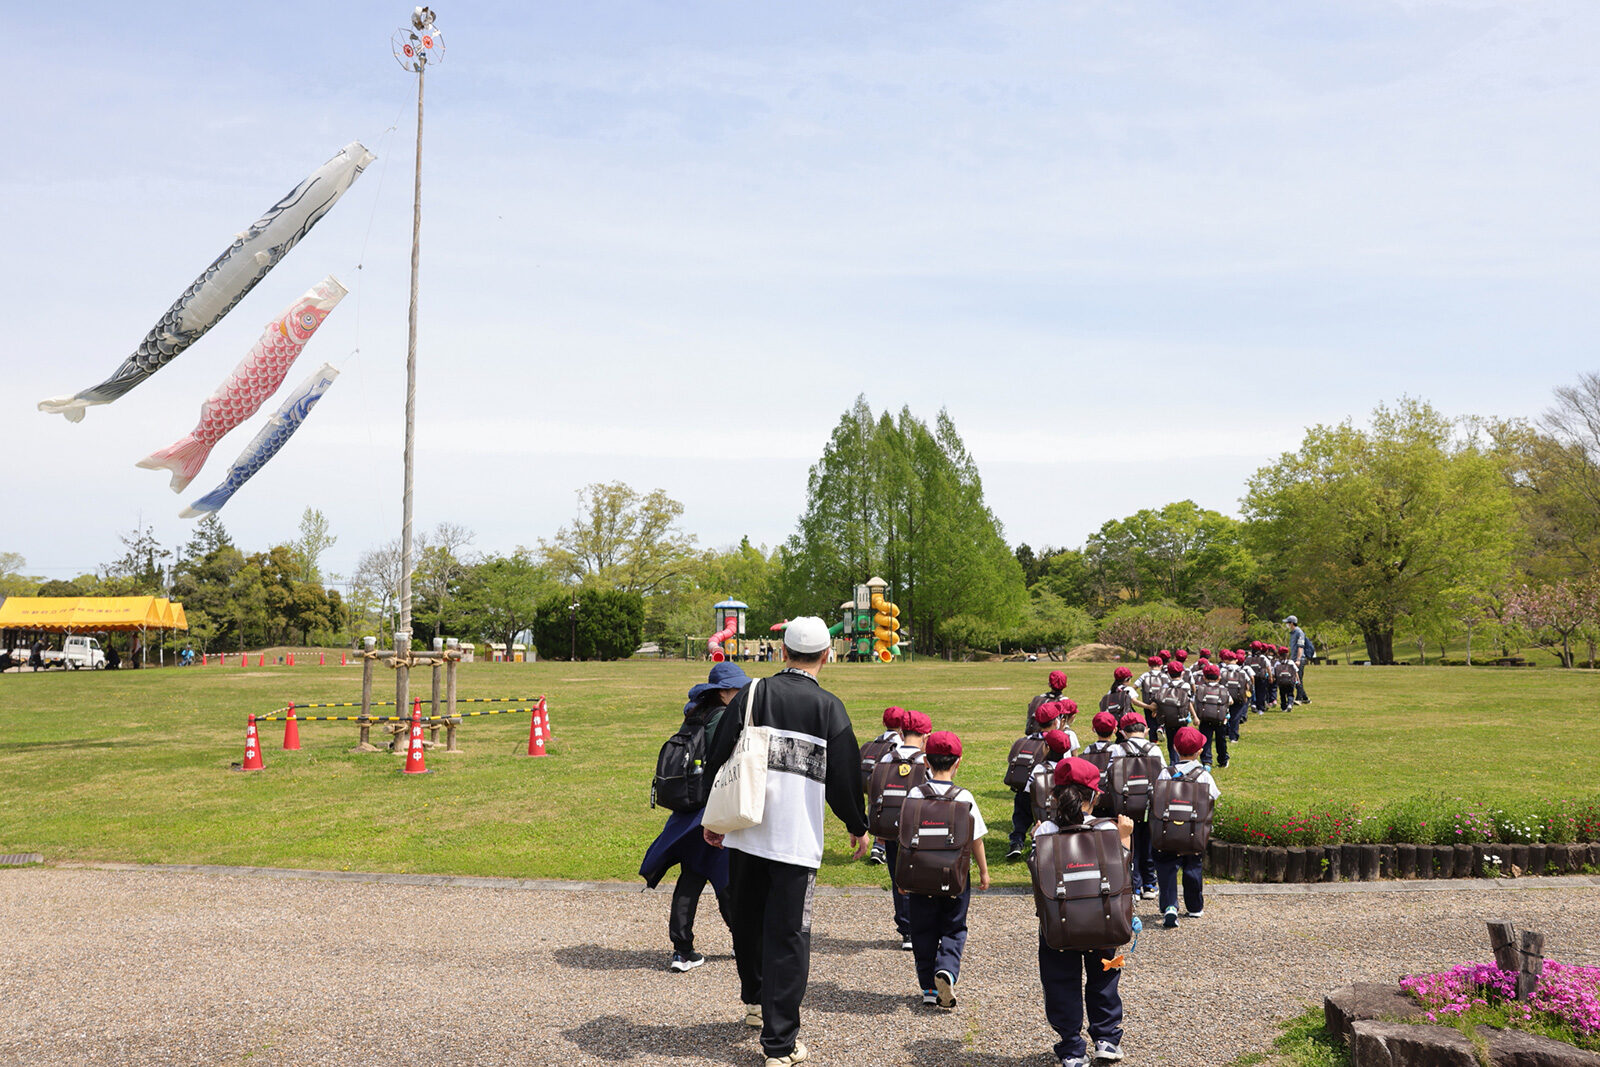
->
<box><xmin>1250</xmin><ymin>640</ymin><xmax>1263</xmax><ymax>651</ymax></box>
<box><xmin>903</xmin><ymin>709</ymin><xmax>933</xmax><ymax>735</ymax></box>
<box><xmin>1158</xmin><ymin>650</ymin><xmax>1171</xmax><ymax>662</ymax></box>
<box><xmin>925</xmin><ymin>730</ymin><xmax>961</xmax><ymax>757</ymax></box>
<box><xmin>1174</xmin><ymin>726</ymin><xmax>1206</xmax><ymax>756</ymax></box>
<box><xmin>1048</xmin><ymin>669</ymin><xmax>1068</xmax><ymax>691</ymax></box>
<box><xmin>883</xmin><ymin>706</ymin><xmax>906</xmax><ymax>730</ymax></box>
<box><xmin>1053</xmin><ymin>757</ymin><xmax>1104</xmax><ymax>792</ymax></box>
<box><xmin>1174</xmin><ymin>649</ymin><xmax>1189</xmax><ymax>661</ymax></box>
<box><xmin>1041</xmin><ymin>728</ymin><xmax>1071</xmax><ymax>756</ymax></box>
<box><xmin>1147</xmin><ymin>655</ymin><xmax>1162</xmax><ymax>667</ymax></box>
<box><xmin>1113</xmin><ymin>666</ymin><xmax>1132</xmax><ymax>681</ymax></box>
<box><xmin>1091</xmin><ymin>711</ymin><xmax>1118</xmax><ymax>736</ymax></box>
<box><xmin>1118</xmin><ymin>712</ymin><xmax>1147</xmax><ymax>732</ymax></box>
<box><xmin>1198</xmin><ymin>648</ymin><xmax>1212</xmax><ymax>658</ymax></box>
<box><xmin>1202</xmin><ymin>663</ymin><xmax>1221</xmax><ymax>679</ymax></box>
<box><xmin>1165</xmin><ymin>661</ymin><xmax>1184</xmax><ymax>676</ymax></box>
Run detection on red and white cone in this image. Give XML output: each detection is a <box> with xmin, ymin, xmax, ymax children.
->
<box><xmin>283</xmin><ymin>703</ymin><xmax>301</xmax><ymax>750</ymax></box>
<box><xmin>525</xmin><ymin>703</ymin><xmax>547</xmax><ymax>757</ymax></box>
<box><xmin>538</xmin><ymin>696</ymin><xmax>553</xmax><ymax>741</ymax></box>
<box><xmin>402</xmin><ymin>700</ymin><xmax>430</xmax><ymax>774</ymax></box>
<box><xmin>241</xmin><ymin>715</ymin><xmax>265</xmax><ymax>771</ymax></box>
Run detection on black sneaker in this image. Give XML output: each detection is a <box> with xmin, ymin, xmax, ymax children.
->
<box><xmin>670</xmin><ymin>950</ymin><xmax>705</xmax><ymax>972</ymax></box>
<box><xmin>1006</xmin><ymin>846</ymin><xmax>1024</xmax><ymax>861</ymax></box>
<box><xmin>900</xmin><ymin>937</ymin><xmax>913</xmax><ymax>951</ymax></box>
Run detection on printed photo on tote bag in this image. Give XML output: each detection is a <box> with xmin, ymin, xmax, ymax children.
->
<box><xmin>703</xmin><ymin>678</ymin><xmax>771</xmax><ymax>833</ymax></box>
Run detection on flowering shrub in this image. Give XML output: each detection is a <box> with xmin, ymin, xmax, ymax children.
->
<box><xmin>1401</xmin><ymin>960</ymin><xmax>1600</xmax><ymax>1043</ymax></box>
<box><xmin>1213</xmin><ymin>793</ymin><xmax>1600</xmax><ymax>846</ymax></box>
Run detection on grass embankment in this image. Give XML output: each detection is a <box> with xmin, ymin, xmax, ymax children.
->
<box><xmin>1</xmin><ymin>660</ymin><xmax>1596</xmax><ymax>886</ymax></box>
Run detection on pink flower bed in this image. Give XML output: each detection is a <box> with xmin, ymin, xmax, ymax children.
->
<box><xmin>1401</xmin><ymin>961</ymin><xmax>1600</xmax><ymax>1037</ymax></box>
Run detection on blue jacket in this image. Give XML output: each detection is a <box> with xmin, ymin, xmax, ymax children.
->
<box><xmin>1290</xmin><ymin>627</ymin><xmax>1314</xmax><ymax>661</ymax></box>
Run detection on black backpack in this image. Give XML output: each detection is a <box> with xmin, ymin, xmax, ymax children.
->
<box><xmin>1150</xmin><ymin>766</ymin><xmax>1214</xmax><ymax>855</ymax></box>
<box><xmin>1028</xmin><ymin>760</ymin><xmax>1059</xmax><ymax>824</ymax></box>
<box><xmin>1004</xmin><ymin>735</ymin><xmax>1050</xmax><ymax>792</ymax></box>
<box><xmin>1107</xmin><ymin>740</ymin><xmax>1162</xmax><ymax>821</ymax></box>
<box><xmin>1221</xmin><ymin>667</ymin><xmax>1247</xmax><ymax>701</ymax></box>
<box><xmin>859</xmin><ymin>736</ymin><xmax>898</xmax><ymax>793</ymax></box>
<box><xmin>651</xmin><ymin>711</ymin><xmax>710</xmax><ymax>812</ymax></box>
<box><xmin>1273</xmin><ymin>660</ymin><xmax>1297</xmax><ymax>686</ymax></box>
<box><xmin>1029</xmin><ymin>820</ymin><xmax>1134</xmax><ymax>951</ymax></box>
<box><xmin>895</xmin><ymin>787</ymin><xmax>975</xmax><ymax>897</ymax></box>
<box><xmin>1249</xmin><ymin>654</ymin><xmax>1271</xmax><ymax>685</ymax></box>
<box><xmin>868</xmin><ymin>751</ymin><xmax>929</xmax><ymax>839</ymax></box>
<box><xmin>1193</xmin><ymin>682</ymin><xmax>1231</xmax><ymax>726</ymax></box>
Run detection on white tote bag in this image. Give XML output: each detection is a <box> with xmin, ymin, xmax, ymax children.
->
<box><xmin>702</xmin><ymin>678</ymin><xmax>771</xmax><ymax>834</ymax></box>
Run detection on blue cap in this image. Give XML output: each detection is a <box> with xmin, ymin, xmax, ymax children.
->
<box><xmin>686</xmin><ymin>661</ymin><xmax>752</xmax><ymax>706</ymax></box>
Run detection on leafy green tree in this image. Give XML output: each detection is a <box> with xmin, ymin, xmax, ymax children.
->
<box><xmin>100</xmin><ymin>524</ymin><xmax>171</xmax><ymax>595</ymax></box>
<box><xmin>532</xmin><ymin>588</ymin><xmax>645</xmax><ymax>660</ymax></box>
<box><xmin>1083</xmin><ymin>502</ymin><xmax>1257</xmax><ymax>612</ymax></box>
<box><xmin>290</xmin><ymin>508</ymin><xmax>337</xmax><ymax>584</ymax></box>
<box><xmin>415</xmin><ymin>522</ymin><xmax>476</xmax><ymax>643</ymax></box>
<box><xmin>37</xmin><ymin>578</ymin><xmax>87</xmax><ymax>598</ymax></box>
<box><xmin>777</xmin><ymin>398</ymin><xmax>1026</xmax><ymax>653</ymax></box>
<box><xmin>1095</xmin><ymin>603</ymin><xmax>1206</xmax><ymax>654</ymax></box>
<box><xmin>1244</xmin><ymin>399</ymin><xmax>1518</xmax><ymax>664</ymax></box>
<box><xmin>0</xmin><ymin>553</ymin><xmax>40</xmax><ymax>597</ymax></box>
<box><xmin>540</xmin><ymin>482</ymin><xmax>697</xmax><ymax>596</ymax></box>
<box><xmin>457</xmin><ymin>551</ymin><xmax>557</xmax><ymax>660</ymax></box>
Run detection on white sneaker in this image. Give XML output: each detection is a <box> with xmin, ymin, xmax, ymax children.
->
<box><xmin>1140</xmin><ymin>887</ymin><xmax>1157</xmax><ymax>900</ymax></box>
<box><xmin>743</xmin><ymin>1003</ymin><xmax>762</xmax><ymax>1028</ymax></box>
<box><xmin>1061</xmin><ymin>1057</ymin><xmax>1090</xmax><ymax>1067</ymax></box>
<box><xmin>900</xmin><ymin>937</ymin><xmax>913</xmax><ymax>951</ymax></box>
<box><xmin>921</xmin><ymin>989</ymin><xmax>938</xmax><ymax>1006</ymax></box>
<box><xmin>934</xmin><ymin>968</ymin><xmax>956</xmax><ymax>1008</ymax></box>
<box><xmin>1187</xmin><ymin>910</ymin><xmax>1204</xmax><ymax>919</ymax></box>
<box><xmin>765</xmin><ymin>1041</ymin><xmax>808</xmax><ymax>1066</ymax></box>
<box><xmin>1094</xmin><ymin>1039</ymin><xmax>1125</xmax><ymax>1062</ymax></box>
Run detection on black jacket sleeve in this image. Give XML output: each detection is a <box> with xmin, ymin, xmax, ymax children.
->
<box><xmin>825</xmin><ymin>718</ymin><xmax>869</xmax><ymax>837</ymax></box>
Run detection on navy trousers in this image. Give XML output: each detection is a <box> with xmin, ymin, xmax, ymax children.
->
<box><xmin>1129</xmin><ymin>818</ymin><xmax>1155</xmax><ymax>892</ymax></box>
<box><xmin>1277</xmin><ymin>682</ymin><xmax>1295</xmax><ymax>711</ymax></box>
<box><xmin>883</xmin><ymin>841</ymin><xmax>912</xmax><ymax>935</ymax></box>
<box><xmin>1038</xmin><ymin>935</ymin><xmax>1124</xmax><ymax>1061</ymax></box>
<box><xmin>1227</xmin><ymin>698</ymin><xmax>1248</xmax><ymax>741</ymax></box>
<box><xmin>1010</xmin><ymin>789</ymin><xmax>1033</xmax><ymax>851</ymax></box>
<box><xmin>1155</xmin><ymin>849</ymin><xmax>1205</xmax><ymax>915</ymax></box>
<box><xmin>907</xmin><ymin>885</ymin><xmax>970</xmax><ymax>991</ymax></box>
<box><xmin>1198</xmin><ymin>721</ymin><xmax>1228</xmax><ymax>767</ymax></box>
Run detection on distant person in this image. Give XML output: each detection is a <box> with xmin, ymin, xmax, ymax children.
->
<box><xmin>29</xmin><ymin>638</ymin><xmax>45</xmax><ymax>671</ymax></box>
<box><xmin>1285</xmin><ymin>616</ymin><xmax>1313</xmax><ymax>704</ymax></box>
<box><xmin>1154</xmin><ymin>727</ymin><xmax>1219</xmax><ymax>929</ymax></box>
<box><xmin>0</xmin><ymin>649</ymin><xmax>13</xmax><ymax>672</ymax></box>
<box><xmin>1025</xmin><ymin>669</ymin><xmax>1069</xmax><ymax>735</ymax></box>
<box><xmin>702</xmin><ymin>616</ymin><xmax>870</xmax><ymax>1067</ymax></box>
<box><xmin>106</xmin><ymin>646</ymin><xmax>121</xmax><ymax>670</ymax></box>
<box><xmin>640</xmin><ymin>661</ymin><xmax>750</xmax><ymax>973</ymax></box>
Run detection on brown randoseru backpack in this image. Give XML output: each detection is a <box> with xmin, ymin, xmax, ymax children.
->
<box><xmin>1078</xmin><ymin>744</ymin><xmax>1116</xmax><ymax>818</ymax></box>
<box><xmin>1107</xmin><ymin>740</ymin><xmax>1162</xmax><ymax>821</ymax></box>
<box><xmin>868</xmin><ymin>752</ymin><xmax>928</xmax><ymax>839</ymax></box>
<box><xmin>895</xmin><ymin>789</ymin><xmax>975</xmax><ymax>896</ymax></box>
<box><xmin>859</xmin><ymin>737</ymin><xmax>898</xmax><ymax>793</ymax></box>
<box><xmin>1029</xmin><ymin>762</ymin><xmax>1059</xmax><ymax>824</ymax></box>
<box><xmin>1153</xmin><ymin>683</ymin><xmax>1187</xmax><ymax>734</ymax></box>
<box><xmin>1097</xmin><ymin>689</ymin><xmax>1129</xmax><ymax>717</ymax></box>
<box><xmin>1272</xmin><ymin>659</ymin><xmax>1297</xmax><ymax>686</ymax></box>
<box><xmin>1193</xmin><ymin>681</ymin><xmax>1230</xmax><ymax>726</ymax></box>
<box><xmin>1029</xmin><ymin>821</ymin><xmax>1134</xmax><ymax>951</ymax></box>
<box><xmin>1150</xmin><ymin>766</ymin><xmax>1214</xmax><ymax>855</ymax></box>
<box><xmin>1004</xmin><ymin>735</ymin><xmax>1049</xmax><ymax>792</ymax></box>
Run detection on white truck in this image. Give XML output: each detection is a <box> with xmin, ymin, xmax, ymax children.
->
<box><xmin>10</xmin><ymin>635</ymin><xmax>107</xmax><ymax>670</ymax></box>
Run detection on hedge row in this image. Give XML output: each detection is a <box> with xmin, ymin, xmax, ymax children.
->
<box><xmin>1203</xmin><ymin>839</ymin><xmax>1600</xmax><ymax>882</ymax></box>
<box><xmin>1212</xmin><ymin>794</ymin><xmax>1600</xmax><ymax>847</ymax></box>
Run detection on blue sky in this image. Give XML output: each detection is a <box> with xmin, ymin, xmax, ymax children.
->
<box><xmin>2</xmin><ymin>1</ymin><xmax>1595</xmax><ymax>582</ymax></box>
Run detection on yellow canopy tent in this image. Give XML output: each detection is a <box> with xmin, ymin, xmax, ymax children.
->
<box><xmin>0</xmin><ymin>597</ymin><xmax>185</xmax><ymax>631</ymax></box>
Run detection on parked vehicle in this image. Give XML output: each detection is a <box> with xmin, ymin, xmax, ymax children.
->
<box><xmin>7</xmin><ymin>636</ymin><xmax>107</xmax><ymax>670</ymax></box>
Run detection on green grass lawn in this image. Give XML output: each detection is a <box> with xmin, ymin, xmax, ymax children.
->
<box><xmin>1</xmin><ymin>659</ymin><xmax>1596</xmax><ymax>886</ymax></box>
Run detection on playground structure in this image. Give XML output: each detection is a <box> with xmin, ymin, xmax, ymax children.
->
<box><xmin>834</xmin><ymin>577</ymin><xmax>904</xmax><ymax>662</ymax></box>
<box><xmin>708</xmin><ymin>599</ymin><xmax>746</xmax><ymax>661</ymax></box>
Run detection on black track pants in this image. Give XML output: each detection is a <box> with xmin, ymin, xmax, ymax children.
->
<box><xmin>728</xmin><ymin>850</ymin><xmax>816</xmax><ymax>1059</ymax></box>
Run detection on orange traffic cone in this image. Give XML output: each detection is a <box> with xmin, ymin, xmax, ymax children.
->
<box><xmin>538</xmin><ymin>696</ymin><xmax>553</xmax><ymax>741</ymax></box>
<box><xmin>240</xmin><ymin>715</ymin><xmax>264</xmax><ymax>771</ymax></box>
<box><xmin>340</xmin><ymin>652</ymin><xmax>347</xmax><ymax>666</ymax></box>
<box><xmin>525</xmin><ymin>703</ymin><xmax>547</xmax><ymax>757</ymax></box>
<box><xmin>287</xmin><ymin>653</ymin><xmax>295</xmax><ymax>667</ymax></box>
<box><xmin>283</xmin><ymin>703</ymin><xmax>301</xmax><ymax>750</ymax></box>
<box><xmin>319</xmin><ymin>652</ymin><xmax>325</xmax><ymax>666</ymax></box>
<box><xmin>402</xmin><ymin>700</ymin><xmax>430</xmax><ymax>774</ymax></box>
<box><xmin>259</xmin><ymin>653</ymin><xmax>265</xmax><ymax>667</ymax></box>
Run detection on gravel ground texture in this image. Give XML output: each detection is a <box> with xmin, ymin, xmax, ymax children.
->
<box><xmin>2</xmin><ymin>866</ymin><xmax>1598</xmax><ymax>1067</ymax></box>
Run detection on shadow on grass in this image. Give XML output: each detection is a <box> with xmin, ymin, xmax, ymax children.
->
<box><xmin>904</xmin><ymin>1038</ymin><xmax>1058</xmax><ymax>1066</ymax></box>
<box><xmin>0</xmin><ymin>740</ymin><xmax>132</xmax><ymax>751</ymax></box>
<box><xmin>804</xmin><ymin>980</ymin><xmax>904</xmax><ymax>1015</ymax></box>
<box><xmin>560</xmin><ymin>1016</ymin><xmax>748</xmax><ymax>1063</ymax></box>
<box><xmin>552</xmin><ymin>944</ymin><xmax>667</xmax><ymax>971</ymax></box>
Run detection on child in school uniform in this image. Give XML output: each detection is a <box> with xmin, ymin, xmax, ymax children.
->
<box><xmin>1273</xmin><ymin>645</ymin><xmax>1298</xmax><ymax>711</ymax></box>
<box><xmin>866</xmin><ymin>707</ymin><xmax>907</xmax><ymax>866</ymax></box>
<box><xmin>1156</xmin><ymin>726</ymin><xmax>1221</xmax><ymax>929</ymax></box>
<box><xmin>1034</xmin><ymin>758</ymin><xmax>1135</xmax><ymax>1067</ymax></box>
<box><xmin>878</xmin><ymin>708</ymin><xmax>931</xmax><ymax>949</ymax></box>
<box><xmin>902</xmin><ymin>730</ymin><xmax>990</xmax><ymax>1009</ymax></box>
<box><xmin>1113</xmin><ymin>712</ymin><xmax>1165</xmax><ymax>902</ymax></box>
<box><xmin>1009</xmin><ymin>699</ymin><xmax>1078</xmax><ymax>859</ymax></box>
<box><xmin>1028</xmin><ymin>728</ymin><xmax>1074</xmax><ymax>825</ymax></box>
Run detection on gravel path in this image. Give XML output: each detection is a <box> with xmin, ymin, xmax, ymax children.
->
<box><xmin>2</xmin><ymin>867</ymin><xmax>1597</xmax><ymax>1066</ymax></box>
